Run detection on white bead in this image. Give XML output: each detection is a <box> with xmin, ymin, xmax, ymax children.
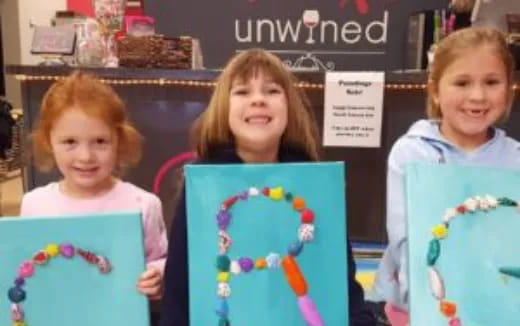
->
<box><xmin>428</xmin><ymin>267</ymin><xmax>445</xmax><ymax>300</ymax></box>
<box><xmin>442</xmin><ymin>208</ymin><xmax>458</xmax><ymax>223</ymax></box>
<box><xmin>266</xmin><ymin>253</ymin><xmax>281</xmax><ymax>268</ymax></box>
<box><xmin>217</xmin><ymin>282</ymin><xmax>231</xmax><ymax>297</ymax></box>
<box><xmin>463</xmin><ymin>197</ymin><xmax>478</xmax><ymax>212</ymax></box>
<box><xmin>248</xmin><ymin>187</ymin><xmax>259</xmax><ymax>196</ymax></box>
<box><xmin>485</xmin><ymin>195</ymin><xmax>498</xmax><ymax>208</ymax></box>
<box><xmin>298</xmin><ymin>224</ymin><xmax>315</xmax><ymax>243</ymax></box>
<box><xmin>477</xmin><ymin>196</ymin><xmax>490</xmax><ymax>210</ymax></box>
<box><xmin>218</xmin><ymin>230</ymin><xmax>232</xmax><ymax>254</ymax></box>
<box><xmin>230</xmin><ymin>261</ymin><xmax>241</xmax><ymax>275</ymax></box>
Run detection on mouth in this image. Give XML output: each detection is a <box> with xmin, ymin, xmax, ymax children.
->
<box><xmin>244</xmin><ymin>116</ymin><xmax>272</xmax><ymax>124</ymax></box>
<box><xmin>73</xmin><ymin>167</ymin><xmax>99</xmax><ymax>174</ymax></box>
<box><xmin>463</xmin><ymin>108</ymin><xmax>489</xmax><ymax>118</ymax></box>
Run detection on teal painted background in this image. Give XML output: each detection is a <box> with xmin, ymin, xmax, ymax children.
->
<box><xmin>0</xmin><ymin>213</ymin><xmax>149</xmax><ymax>325</ymax></box>
<box><xmin>407</xmin><ymin>163</ymin><xmax>520</xmax><ymax>325</ymax></box>
<box><xmin>185</xmin><ymin>162</ymin><xmax>348</xmax><ymax>326</ymax></box>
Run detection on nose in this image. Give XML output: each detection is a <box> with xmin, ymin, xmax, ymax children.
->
<box><xmin>77</xmin><ymin>144</ymin><xmax>94</xmax><ymax>162</ymax></box>
<box><xmin>250</xmin><ymin>89</ymin><xmax>266</xmax><ymax>106</ymax></box>
<box><xmin>469</xmin><ymin>84</ymin><xmax>486</xmax><ymax>102</ymax></box>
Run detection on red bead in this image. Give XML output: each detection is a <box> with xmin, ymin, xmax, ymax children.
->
<box><xmin>33</xmin><ymin>251</ymin><xmax>50</xmax><ymax>265</ymax></box>
<box><xmin>222</xmin><ymin>196</ymin><xmax>238</xmax><ymax>209</ymax></box>
<box><xmin>77</xmin><ymin>249</ymin><xmax>100</xmax><ymax>264</ymax></box>
<box><xmin>301</xmin><ymin>209</ymin><xmax>315</xmax><ymax>223</ymax></box>
<box><xmin>262</xmin><ymin>187</ymin><xmax>270</xmax><ymax>196</ymax></box>
<box><xmin>456</xmin><ymin>205</ymin><xmax>466</xmax><ymax>214</ymax></box>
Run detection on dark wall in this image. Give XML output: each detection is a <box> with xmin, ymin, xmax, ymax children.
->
<box><xmin>144</xmin><ymin>0</ymin><xmax>449</xmax><ymax>70</ymax></box>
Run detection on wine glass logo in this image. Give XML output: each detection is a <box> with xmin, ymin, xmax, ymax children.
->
<box><xmin>302</xmin><ymin>10</ymin><xmax>320</xmax><ymax>44</ymax></box>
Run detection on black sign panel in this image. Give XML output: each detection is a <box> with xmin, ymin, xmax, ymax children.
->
<box><xmin>145</xmin><ymin>0</ymin><xmax>447</xmax><ymax>70</ymax></box>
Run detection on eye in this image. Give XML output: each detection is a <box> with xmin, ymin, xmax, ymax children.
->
<box><xmin>62</xmin><ymin>138</ymin><xmax>76</xmax><ymax>145</ymax></box>
<box><xmin>95</xmin><ymin>137</ymin><xmax>109</xmax><ymax>145</ymax></box>
<box><xmin>267</xmin><ymin>86</ymin><xmax>283</xmax><ymax>94</ymax></box>
<box><xmin>453</xmin><ymin>80</ymin><xmax>469</xmax><ymax>87</ymax></box>
<box><xmin>231</xmin><ymin>87</ymin><xmax>248</xmax><ymax>96</ymax></box>
<box><xmin>485</xmin><ymin>79</ymin><xmax>501</xmax><ymax>86</ymax></box>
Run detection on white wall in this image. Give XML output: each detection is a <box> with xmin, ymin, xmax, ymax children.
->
<box><xmin>17</xmin><ymin>0</ymin><xmax>67</xmax><ymax>65</ymax></box>
<box><xmin>1</xmin><ymin>0</ymin><xmax>21</xmax><ymax>107</ymax></box>
<box><xmin>1</xmin><ymin>0</ymin><xmax>66</xmax><ymax>107</ymax></box>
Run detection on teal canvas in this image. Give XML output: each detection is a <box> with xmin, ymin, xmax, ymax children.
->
<box><xmin>0</xmin><ymin>212</ymin><xmax>149</xmax><ymax>325</ymax></box>
<box><xmin>407</xmin><ymin>163</ymin><xmax>520</xmax><ymax>326</ymax></box>
<box><xmin>185</xmin><ymin>162</ymin><xmax>348</xmax><ymax>326</ymax></box>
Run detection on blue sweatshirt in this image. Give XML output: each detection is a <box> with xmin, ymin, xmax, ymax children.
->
<box><xmin>374</xmin><ymin>119</ymin><xmax>520</xmax><ymax>310</ymax></box>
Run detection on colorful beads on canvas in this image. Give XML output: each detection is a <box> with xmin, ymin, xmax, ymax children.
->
<box><xmin>426</xmin><ymin>195</ymin><xmax>518</xmax><ymax>325</ymax></box>
<box><xmin>215</xmin><ymin>186</ymin><xmax>323</xmax><ymax>326</ymax></box>
<box><xmin>7</xmin><ymin>243</ymin><xmax>112</xmax><ymax>325</ymax></box>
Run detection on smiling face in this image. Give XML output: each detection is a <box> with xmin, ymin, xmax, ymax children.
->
<box><xmin>50</xmin><ymin>108</ymin><xmax>118</xmax><ymax>198</ymax></box>
<box><xmin>433</xmin><ymin>45</ymin><xmax>510</xmax><ymax>149</ymax></box>
<box><xmin>228</xmin><ymin>71</ymin><xmax>288</xmax><ymax>159</ymax></box>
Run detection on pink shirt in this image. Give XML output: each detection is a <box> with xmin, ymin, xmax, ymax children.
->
<box><xmin>20</xmin><ymin>180</ymin><xmax>168</xmax><ymax>274</ymax></box>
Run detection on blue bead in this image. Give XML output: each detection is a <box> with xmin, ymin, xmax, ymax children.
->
<box><xmin>8</xmin><ymin>287</ymin><xmax>26</xmax><ymax>303</ymax></box>
<box><xmin>215</xmin><ymin>298</ymin><xmax>229</xmax><ymax>317</ymax></box>
<box><xmin>288</xmin><ymin>241</ymin><xmax>304</xmax><ymax>257</ymax></box>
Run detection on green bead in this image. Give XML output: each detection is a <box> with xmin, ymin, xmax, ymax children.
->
<box><xmin>218</xmin><ymin>317</ymin><xmax>230</xmax><ymax>326</ymax></box>
<box><xmin>216</xmin><ymin>255</ymin><xmax>231</xmax><ymax>272</ymax></box>
<box><xmin>426</xmin><ymin>239</ymin><xmax>440</xmax><ymax>266</ymax></box>
<box><xmin>498</xmin><ymin>197</ymin><xmax>517</xmax><ymax>206</ymax></box>
<box><xmin>499</xmin><ymin>267</ymin><xmax>520</xmax><ymax>279</ymax></box>
<box><xmin>285</xmin><ymin>192</ymin><xmax>293</xmax><ymax>201</ymax></box>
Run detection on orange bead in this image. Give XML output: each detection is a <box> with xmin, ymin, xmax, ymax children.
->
<box><xmin>440</xmin><ymin>301</ymin><xmax>457</xmax><ymax>318</ymax></box>
<box><xmin>293</xmin><ymin>197</ymin><xmax>306</xmax><ymax>211</ymax></box>
<box><xmin>281</xmin><ymin>255</ymin><xmax>307</xmax><ymax>296</ymax></box>
<box><xmin>255</xmin><ymin>258</ymin><xmax>267</xmax><ymax>269</ymax></box>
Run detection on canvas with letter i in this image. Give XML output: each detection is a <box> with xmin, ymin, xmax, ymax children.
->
<box><xmin>0</xmin><ymin>212</ymin><xmax>149</xmax><ymax>325</ymax></box>
<box><xmin>185</xmin><ymin>162</ymin><xmax>348</xmax><ymax>326</ymax></box>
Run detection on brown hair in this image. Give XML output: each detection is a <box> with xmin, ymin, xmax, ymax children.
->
<box><xmin>31</xmin><ymin>71</ymin><xmax>142</xmax><ymax>172</ymax></box>
<box><xmin>192</xmin><ymin>49</ymin><xmax>320</xmax><ymax>161</ymax></box>
<box><xmin>427</xmin><ymin>27</ymin><xmax>515</xmax><ymax>121</ymax></box>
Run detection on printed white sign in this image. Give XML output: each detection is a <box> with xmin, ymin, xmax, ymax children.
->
<box><xmin>323</xmin><ymin>71</ymin><xmax>384</xmax><ymax>147</ymax></box>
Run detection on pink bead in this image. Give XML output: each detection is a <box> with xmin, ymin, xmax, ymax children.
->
<box><xmin>297</xmin><ymin>295</ymin><xmax>324</xmax><ymax>326</ymax></box>
<box><xmin>18</xmin><ymin>261</ymin><xmax>34</xmax><ymax>278</ymax></box>
<box><xmin>97</xmin><ymin>256</ymin><xmax>112</xmax><ymax>274</ymax></box>
<box><xmin>11</xmin><ymin>303</ymin><xmax>24</xmax><ymax>321</ymax></box>
<box><xmin>449</xmin><ymin>317</ymin><xmax>461</xmax><ymax>326</ymax></box>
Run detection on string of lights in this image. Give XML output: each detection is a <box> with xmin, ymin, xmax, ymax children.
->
<box><xmin>14</xmin><ymin>74</ymin><xmax>520</xmax><ymax>91</ymax></box>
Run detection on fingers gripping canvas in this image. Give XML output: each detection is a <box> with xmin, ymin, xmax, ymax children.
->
<box><xmin>185</xmin><ymin>162</ymin><xmax>348</xmax><ymax>326</ymax></box>
<box><xmin>407</xmin><ymin>163</ymin><xmax>520</xmax><ymax>326</ymax></box>
<box><xmin>0</xmin><ymin>213</ymin><xmax>149</xmax><ymax>325</ymax></box>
